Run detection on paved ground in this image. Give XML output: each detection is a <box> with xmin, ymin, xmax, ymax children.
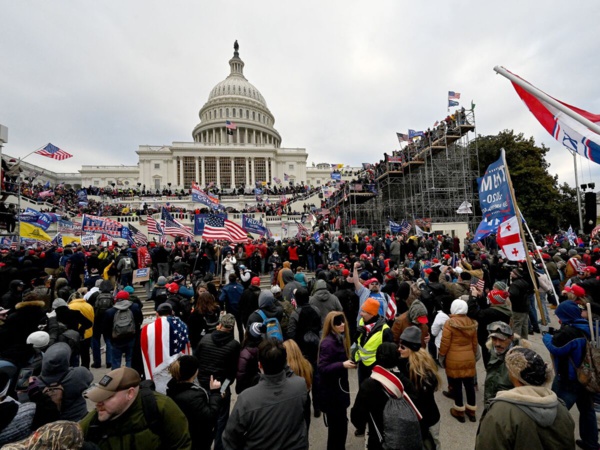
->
<box><xmin>88</xmin><ymin>309</ymin><xmax>585</xmax><ymax>449</ymax></box>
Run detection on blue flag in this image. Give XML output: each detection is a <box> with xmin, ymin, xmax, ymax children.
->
<box><xmin>242</xmin><ymin>214</ymin><xmax>270</xmax><ymax>237</ymax></box>
<box><xmin>477</xmin><ymin>151</ymin><xmax>515</xmax><ymax>222</ymax></box>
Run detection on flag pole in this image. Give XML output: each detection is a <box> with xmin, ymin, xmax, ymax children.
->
<box><xmin>493</xmin><ymin>66</ymin><xmax>600</xmax><ymax>135</ymax></box>
<box><xmin>500</xmin><ymin>148</ymin><xmax>547</xmax><ymax>325</ymax></box>
<box><xmin>571</xmin><ymin>150</ymin><xmax>584</xmax><ymax>233</ymax></box>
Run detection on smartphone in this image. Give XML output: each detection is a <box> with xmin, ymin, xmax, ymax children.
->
<box><xmin>220</xmin><ymin>378</ymin><xmax>231</xmax><ymax>395</ymax></box>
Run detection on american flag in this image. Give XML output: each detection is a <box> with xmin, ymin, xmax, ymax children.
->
<box><xmin>147</xmin><ymin>215</ymin><xmax>163</xmax><ymax>235</ymax></box>
<box><xmin>284</xmin><ymin>173</ymin><xmax>289</xmax><ymax>181</ymax></box>
<box><xmin>161</xmin><ymin>208</ymin><xmax>194</xmax><ymax>240</ymax></box>
<box><xmin>448</xmin><ymin>91</ymin><xmax>461</xmax><ymax>100</ymax></box>
<box><xmin>399</xmin><ymin>220</ymin><xmax>412</xmax><ymax>235</ymax></box>
<box><xmin>128</xmin><ymin>224</ymin><xmax>148</xmax><ymax>246</ymax></box>
<box><xmin>226</xmin><ymin>120</ymin><xmax>236</xmax><ymax>135</ymax></box>
<box><xmin>295</xmin><ymin>220</ymin><xmax>310</xmax><ymax>238</ymax></box>
<box><xmin>140</xmin><ymin>316</ymin><xmax>191</xmax><ymax>381</ymax></box>
<box><xmin>51</xmin><ymin>233</ymin><xmax>63</xmax><ymax>247</ymax></box>
<box><xmin>386</xmin><ymin>293</ymin><xmax>397</xmax><ymax>320</ymax></box>
<box><xmin>35</xmin><ymin>143</ymin><xmax>73</xmax><ymax>161</ymax></box>
<box><xmin>396</xmin><ymin>132</ymin><xmax>409</xmax><ymax>143</ymax></box>
<box><xmin>202</xmin><ymin>215</ymin><xmax>247</xmax><ymax>243</ymax></box>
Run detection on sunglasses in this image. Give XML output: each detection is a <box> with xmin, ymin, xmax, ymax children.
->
<box><xmin>333</xmin><ymin>316</ymin><xmax>345</xmax><ymax>326</ymax></box>
<box><xmin>370</xmin><ymin>281</ymin><xmax>380</xmax><ymax>285</ymax></box>
<box><xmin>399</xmin><ymin>344</ymin><xmax>407</xmax><ymax>350</ymax></box>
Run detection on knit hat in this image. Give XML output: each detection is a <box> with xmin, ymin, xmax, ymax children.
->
<box><xmin>487</xmin><ymin>289</ymin><xmax>509</xmax><ymax>305</ymax></box>
<box><xmin>408</xmin><ymin>300</ymin><xmax>428</xmax><ymax>324</ymax></box>
<box><xmin>52</xmin><ymin>298</ymin><xmax>68</xmax><ymax>309</ymax></box>
<box><xmin>493</xmin><ymin>281</ymin><xmax>508</xmax><ymax>291</ymax></box>
<box><xmin>27</xmin><ymin>331</ymin><xmax>50</xmax><ymax>349</ymax></box>
<box><xmin>555</xmin><ymin>300</ymin><xmax>582</xmax><ymax>325</ymax></box>
<box><xmin>251</xmin><ymin>277</ymin><xmax>261</xmax><ymax>286</ymax></box>
<box><xmin>375</xmin><ymin>342</ymin><xmax>400</xmax><ymax>369</ymax></box>
<box><xmin>450</xmin><ymin>299</ymin><xmax>468</xmax><ymax>315</ymax></box>
<box><xmin>115</xmin><ymin>290</ymin><xmax>130</xmax><ymax>301</ymax></box>
<box><xmin>361</xmin><ymin>298</ymin><xmax>380</xmax><ymax>316</ymax></box>
<box><xmin>248</xmin><ymin>322</ymin><xmax>264</xmax><ymax>338</ymax></box>
<box><xmin>173</xmin><ymin>273</ymin><xmax>185</xmax><ymax>283</ymax></box>
<box><xmin>177</xmin><ymin>355</ymin><xmax>200</xmax><ymax>381</ymax></box>
<box><xmin>505</xmin><ymin>347</ymin><xmax>552</xmax><ymax>387</ymax></box>
<box><xmin>157</xmin><ymin>276</ymin><xmax>167</xmax><ymax>286</ymax></box>
<box><xmin>400</xmin><ymin>326</ymin><xmax>422</xmax><ymax>352</ymax></box>
<box><xmin>124</xmin><ymin>286</ymin><xmax>135</xmax><ymax>294</ymax></box>
<box><xmin>219</xmin><ymin>313</ymin><xmax>236</xmax><ymax>329</ymax></box>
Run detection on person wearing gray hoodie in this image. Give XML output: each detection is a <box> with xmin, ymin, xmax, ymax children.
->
<box><xmin>281</xmin><ymin>269</ymin><xmax>303</xmax><ymax>302</ymax></box>
<box><xmin>309</xmin><ymin>280</ymin><xmax>343</xmax><ymax>326</ymax></box>
<box><xmin>32</xmin><ymin>342</ymin><xmax>93</xmax><ymax>422</ymax></box>
<box><xmin>246</xmin><ymin>291</ymin><xmax>283</xmax><ymax>329</ymax></box>
<box><xmin>476</xmin><ymin>346</ymin><xmax>575</xmax><ymax>450</ymax></box>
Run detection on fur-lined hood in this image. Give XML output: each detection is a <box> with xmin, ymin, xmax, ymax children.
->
<box><xmin>491</xmin><ymin>385</ymin><xmax>559</xmax><ymax>427</ymax></box>
<box><xmin>15</xmin><ymin>300</ymin><xmax>45</xmax><ymax>310</ymax></box>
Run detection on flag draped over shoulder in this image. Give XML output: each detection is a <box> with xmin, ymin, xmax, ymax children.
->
<box><xmin>35</xmin><ymin>143</ymin><xmax>73</xmax><ymax>161</ymax></box>
<box><xmin>140</xmin><ymin>316</ymin><xmax>191</xmax><ymax>380</ymax></box>
<box><xmin>505</xmin><ymin>68</ymin><xmax>600</xmax><ymax>164</ymax></box>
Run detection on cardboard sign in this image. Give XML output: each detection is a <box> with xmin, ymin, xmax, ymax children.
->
<box><xmin>133</xmin><ymin>268</ymin><xmax>150</xmax><ymax>283</ymax></box>
<box><xmin>81</xmin><ymin>234</ymin><xmax>96</xmax><ymax>246</ymax></box>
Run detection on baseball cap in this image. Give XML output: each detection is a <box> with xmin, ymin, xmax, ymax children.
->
<box><xmin>84</xmin><ymin>367</ymin><xmax>141</xmax><ymax>402</ymax></box>
<box><xmin>487</xmin><ymin>321</ymin><xmax>513</xmax><ymax>340</ymax></box>
<box><xmin>251</xmin><ymin>277</ymin><xmax>261</xmax><ymax>286</ymax></box>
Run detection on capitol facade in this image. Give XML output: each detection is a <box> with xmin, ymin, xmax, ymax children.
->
<box><xmin>74</xmin><ymin>42</ymin><xmax>347</xmax><ymax>192</ymax></box>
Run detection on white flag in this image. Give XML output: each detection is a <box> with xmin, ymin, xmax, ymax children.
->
<box><xmin>496</xmin><ymin>216</ymin><xmax>526</xmax><ymax>261</ymax></box>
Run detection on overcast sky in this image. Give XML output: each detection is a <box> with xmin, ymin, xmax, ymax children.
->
<box><xmin>1</xmin><ymin>1</ymin><xmax>599</xmax><ymax>188</ymax></box>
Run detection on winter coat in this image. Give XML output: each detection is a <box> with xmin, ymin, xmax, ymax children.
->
<box><xmin>246</xmin><ymin>293</ymin><xmax>283</xmax><ymax>328</ymax></box>
<box><xmin>483</xmin><ymin>336</ymin><xmax>529</xmax><ymax>406</ymax></box>
<box><xmin>0</xmin><ymin>399</ymin><xmax>36</xmax><ymax>447</ymax></box>
<box><xmin>222</xmin><ymin>370</ymin><xmax>308</xmax><ymax>450</ymax></box>
<box><xmin>219</xmin><ymin>282</ymin><xmax>244</xmax><ymax>315</ymax></box>
<box><xmin>166</xmin><ymin>379</ymin><xmax>222</xmax><ymax>450</ymax></box>
<box><xmin>187</xmin><ymin>307</ymin><xmax>220</xmax><ymax>349</ymax></box>
<box><xmin>235</xmin><ymin>343</ymin><xmax>260</xmax><ymax>394</ymax></box>
<box><xmin>0</xmin><ymin>299</ymin><xmax>46</xmax><ymax>367</ymax></box>
<box><xmin>239</xmin><ymin>286</ymin><xmax>260</xmax><ymax>326</ymax></box>
<box><xmin>350</xmin><ymin>368</ymin><xmax>416</xmax><ymax>450</ymax></box>
<box><xmin>476</xmin><ymin>386</ymin><xmax>575</xmax><ymax>450</ymax></box>
<box><xmin>439</xmin><ymin>314</ymin><xmax>478</xmax><ymax>378</ymax></box>
<box><xmin>68</xmin><ymin>297</ymin><xmax>95</xmax><ymax>339</ymax></box>
<box><xmin>309</xmin><ymin>280</ymin><xmax>343</xmax><ymax>324</ymax></box>
<box><xmin>102</xmin><ymin>300</ymin><xmax>143</xmax><ymax>344</ymax></box>
<box><xmin>441</xmin><ymin>279</ymin><xmax>470</xmax><ymax>300</ymax></box>
<box><xmin>391</xmin><ymin>311</ymin><xmax>429</xmax><ymax>347</ymax></box>
<box><xmin>54</xmin><ymin>305</ymin><xmax>93</xmax><ymax>339</ymax></box>
<box><xmin>543</xmin><ymin>319</ymin><xmax>590</xmax><ymax>382</ymax></box>
<box><xmin>0</xmin><ymin>280</ymin><xmax>24</xmax><ymax>310</ymax></box>
<box><xmin>317</xmin><ymin>333</ymin><xmax>350</xmax><ymax>413</ymax></box>
<box><xmin>431</xmin><ymin>310</ymin><xmax>449</xmax><ymax>349</ymax></box>
<box><xmin>80</xmin><ymin>389</ymin><xmax>192</xmax><ymax>450</ymax></box>
<box><xmin>194</xmin><ymin>330</ymin><xmax>240</xmax><ymax>391</ymax></box>
<box><xmin>508</xmin><ymin>277</ymin><xmax>532</xmax><ymax>313</ymax></box>
<box><xmin>36</xmin><ymin>342</ymin><xmax>93</xmax><ymax>421</ymax></box>
<box><xmin>467</xmin><ymin>296</ymin><xmax>512</xmax><ymax>348</ymax></box>
<box><xmin>397</xmin><ymin>357</ymin><xmax>441</xmax><ymax>430</ymax></box>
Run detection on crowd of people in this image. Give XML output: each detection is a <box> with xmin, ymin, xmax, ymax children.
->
<box><xmin>0</xmin><ymin>229</ymin><xmax>599</xmax><ymax>449</ymax></box>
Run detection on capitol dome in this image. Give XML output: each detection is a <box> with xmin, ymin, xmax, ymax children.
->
<box><xmin>192</xmin><ymin>42</ymin><xmax>281</xmax><ymax>147</ymax></box>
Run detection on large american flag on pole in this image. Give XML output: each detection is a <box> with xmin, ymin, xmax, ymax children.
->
<box><xmin>147</xmin><ymin>215</ymin><xmax>163</xmax><ymax>235</ymax></box>
<box><xmin>34</xmin><ymin>143</ymin><xmax>73</xmax><ymax>161</ymax></box>
<box><xmin>128</xmin><ymin>224</ymin><xmax>148</xmax><ymax>246</ymax></box>
<box><xmin>161</xmin><ymin>208</ymin><xmax>194</xmax><ymax>240</ymax></box>
<box><xmin>202</xmin><ymin>214</ymin><xmax>247</xmax><ymax>243</ymax></box>
<box><xmin>140</xmin><ymin>316</ymin><xmax>191</xmax><ymax>381</ymax></box>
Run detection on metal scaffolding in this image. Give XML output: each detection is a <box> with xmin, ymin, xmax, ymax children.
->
<box><xmin>332</xmin><ymin>109</ymin><xmax>478</xmax><ymax>235</ymax></box>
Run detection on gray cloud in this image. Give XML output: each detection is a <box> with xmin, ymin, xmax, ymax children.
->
<box><xmin>1</xmin><ymin>0</ymin><xmax>599</xmax><ymax>187</ymax></box>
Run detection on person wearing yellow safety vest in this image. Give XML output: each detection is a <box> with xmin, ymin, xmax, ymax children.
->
<box><xmin>352</xmin><ymin>297</ymin><xmax>394</xmax><ymax>438</ymax></box>
<box><xmin>354</xmin><ymin>298</ymin><xmax>394</xmax><ymax>386</ymax></box>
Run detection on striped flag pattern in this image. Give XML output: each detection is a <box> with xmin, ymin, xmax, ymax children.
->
<box><xmin>201</xmin><ymin>215</ymin><xmax>247</xmax><ymax>243</ymax></box>
<box><xmin>129</xmin><ymin>224</ymin><xmax>148</xmax><ymax>246</ymax></box>
<box><xmin>147</xmin><ymin>215</ymin><xmax>163</xmax><ymax>235</ymax></box>
<box><xmin>161</xmin><ymin>208</ymin><xmax>194</xmax><ymax>240</ymax></box>
<box><xmin>140</xmin><ymin>316</ymin><xmax>191</xmax><ymax>381</ymax></box>
<box><xmin>35</xmin><ymin>143</ymin><xmax>73</xmax><ymax>161</ymax></box>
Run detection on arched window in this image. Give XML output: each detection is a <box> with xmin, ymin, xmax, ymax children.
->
<box><xmin>232</xmin><ymin>109</ymin><xmax>236</xmax><ymax>118</ymax></box>
<box><xmin>219</xmin><ymin>109</ymin><xmax>223</xmax><ymax>118</ymax></box>
<box><xmin>246</xmin><ymin>110</ymin><xmax>249</xmax><ymax>119</ymax></box>
<box><xmin>252</xmin><ymin>111</ymin><xmax>256</xmax><ymax>120</ymax></box>
<box><xmin>239</xmin><ymin>109</ymin><xmax>242</xmax><ymax>117</ymax></box>
<box><xmin>226</xmin><ymin>108</ymin><xmax>229</xmax><ymax>117</ymax></box>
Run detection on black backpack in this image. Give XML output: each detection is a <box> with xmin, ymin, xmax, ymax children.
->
<box><xmin>95</xmin><ymin>292</ymin><xmax>113</xmax><ymax>314</ymax></box>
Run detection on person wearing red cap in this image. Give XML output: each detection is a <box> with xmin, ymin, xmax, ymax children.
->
<box><xmin>352</xmin><ymin>262</ymin><xmax>391</xmax><ymax>324</ymax></box>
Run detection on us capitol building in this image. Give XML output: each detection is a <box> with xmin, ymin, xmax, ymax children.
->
<box><xmin>74</xmin><ymin>41</ymin><xmax>350</xmax><ymax>193</ymax></box>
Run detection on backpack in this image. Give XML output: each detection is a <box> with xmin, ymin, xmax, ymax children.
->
<box><xmin>38</xmin><ymin>373</ymin><xmax>68</xmax><ymax>413</ymax></box>
<box><xmin>371</xmin><ymin>390</ymin><xmax>422</xmax><ymax>450</ymax></box>
<box><xmin>112</xmin><ymin>305</ymin><xmax>136</xmax><ymax>339</ymax></box>
<box><xmin>95</xmin><ymin>292</ymin><xmax>113</xmax><ymax>314</ymax></box>
<box><xmin>277</xmin><ymin>299</ymin><xmax>293</xmax><ymax>335</ymax></box>
<box><xmin>256</xmin><ymin>309</ymin><xmax>283</xmax><ymax>341</ymax></box>
<box><xmin>122</xmin><ymin>258</ymin><xmax>132</xmax><ymax>271</ymax></box>
<box><xmin>573</xmin><ymin>308</ymin><xmax>600</xmax><ymax>393</ymax></box>
<box><xmin>154</xmin><ymin>287</ymin><xmax>168</xmax><ymax>303</ymax></box>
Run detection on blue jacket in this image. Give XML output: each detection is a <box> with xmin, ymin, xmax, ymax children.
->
<box><xmin>543</xmin><ymin>319</ymin><xmax>590</xmax><ymax>382</ymax></box>
<box><xmin>219</xmin><ymin>283</ymin><xmax>244</xmax><ymax>315</ymax></box>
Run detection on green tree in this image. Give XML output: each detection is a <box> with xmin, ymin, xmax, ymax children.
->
<box><xmin>469</xmin><ymin>130</ymin><xmax>562</xmax><ymax>231</ymax></box>
<box><xmin>555</xmin><ymin>182</ymin><xmax>582</xmax><ymax>230</ymax></box>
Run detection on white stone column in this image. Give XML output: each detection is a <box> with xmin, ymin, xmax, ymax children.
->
<box><xmin>201</xmin><ymin>156</ymin><xmax>206</xmax><ymax>186</ymax></box>
<box><xmin>179</xmin><ymin>158</ymin><xmax>184</xmax><ymax>188</ymax></box>
<box><xmin>270</xmin><ymin>159</ymin><xmax>274</xmax><ymax>181</ymax></box>
<box><xmin>245</xmin><ymin>157</ymin><xmax>250</xmax><ymax>187</ymax></box>
<box><xmin>171</xmin><ymin>159</ymin><xmax>177</xmax><ymax>187</ymax></box>
<box><xmin>245</xmin><ymin>128</ymin><xmax>248</xmax><ymax>145</ymax></box>
<box><xmin>220</xmin><ymin>128</ymin><xmax>224</xmax><ymax>144</ymax></box>
<box><xmin>195</xmin><ymin>156</ymin><xmax>200</xmax><ymax>184</ymax></box>
<box><xmin>216</xmin><ymin>157</ymin><xmax>221</xmax><ymax>187</ymax></box>
<box><xmin>265</xmin><ymin>158</ymin><xmax>270</xmax><ymax>184</ymax></box>
<box><xmin>250</xmin><ymin>157</ymin><xmax>255</xmax><ymax>186</ymax></box>
<box><xmin>231</xmin><ymin>158</ymin><xmax>235</xmax><ymax>189</ymax></box>
<box><xmin>253</xmin><ymin>130</ymin><xmax>256</xmax><ymax>145</ymax></box>
<box><xmin>236</xmin><ymin>128</ymin><xmax>240</xmax><ymax>144</ymax></box>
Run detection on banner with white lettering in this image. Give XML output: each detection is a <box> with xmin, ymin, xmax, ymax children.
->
<box><xmin>477</xmin><ymin>152</ymin><xmax>515</xmax><ymax>221</ymax></box>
